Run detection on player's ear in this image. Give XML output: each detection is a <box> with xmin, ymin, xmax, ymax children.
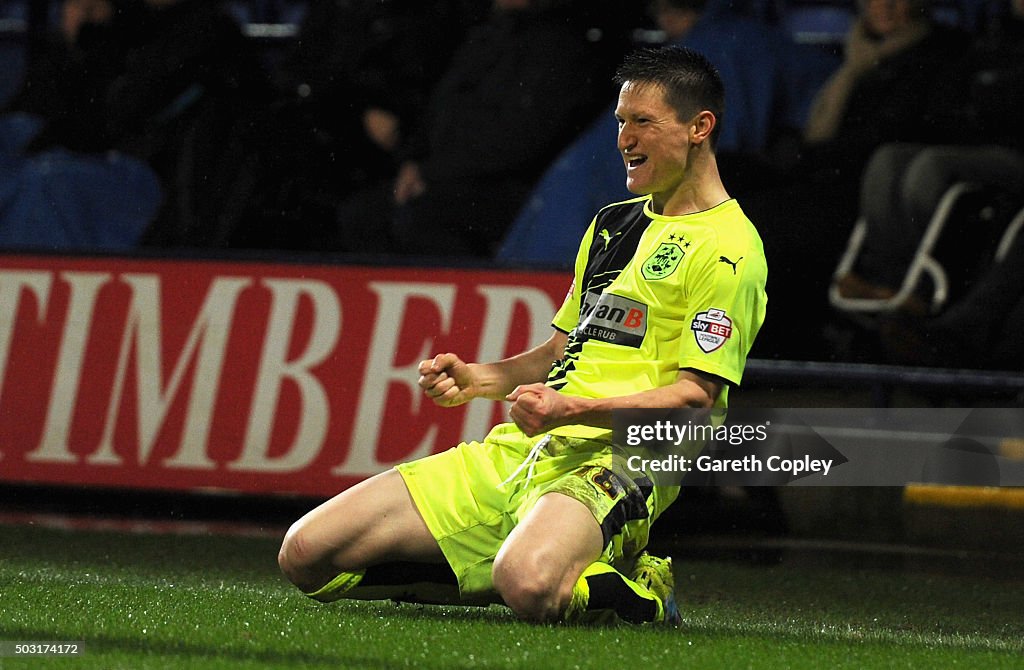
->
<box><xmin>690</xmin><ymin>110</ymin><xmax>716</xmax><ymax>145</ymax></box>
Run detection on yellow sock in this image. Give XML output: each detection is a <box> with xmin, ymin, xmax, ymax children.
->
<box><xmin>305</xmin><ymin>569</ymin><xmax>366</xmax><ymax>603</ymax></box>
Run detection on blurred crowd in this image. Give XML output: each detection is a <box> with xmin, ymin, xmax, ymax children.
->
<box><xmin>1</xmin><ymin>0</ymin><xmax>1022</xmax><ymax>366</ymax></box>
<box><xmin>0</xmin><ymin>0</ymin><xmax>632</xmax><ymax>251</ymax></box>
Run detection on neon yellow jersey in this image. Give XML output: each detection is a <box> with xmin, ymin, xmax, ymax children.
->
<box><xmin>546</xmin><ymin>195</ymin><xmax>768</xmax><ymax>439</ymax></box>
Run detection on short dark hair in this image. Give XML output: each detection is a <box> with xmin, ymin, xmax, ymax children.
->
<box><xmin>613</xmin><ymin>46</ymin><xmax>725</xmax><ymax>150</ymax></box>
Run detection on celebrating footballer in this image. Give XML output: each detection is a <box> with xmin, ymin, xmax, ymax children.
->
<box><xmin>279</xmin><ymin>45</ymin><xmax>768</xmax><ymax>625</ymax></box>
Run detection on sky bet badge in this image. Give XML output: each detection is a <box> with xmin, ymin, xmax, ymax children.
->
<box><xmin>691</xmin><ymin>308</ymin><xmax>732</xmax><ymax>353</ymax></box>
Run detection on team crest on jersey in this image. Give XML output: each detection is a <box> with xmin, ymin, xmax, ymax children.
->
<box><xmin>691</xmin><ymin>308</ymin><xmax>733</xmax><ymax>353</ymax></box>
<box><xmin>641</xmin><ymin>243</ymin><xmax>684</xmax><ymax>280</ymax></box>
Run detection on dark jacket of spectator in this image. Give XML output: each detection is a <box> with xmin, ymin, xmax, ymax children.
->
<box><xmin>401</xmin><ymin>6</ymin><xmax>607</xmax><ymax>184</ymax></box>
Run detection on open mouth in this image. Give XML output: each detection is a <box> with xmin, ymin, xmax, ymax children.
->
<box><xmin>627</xmin><ymin>156</ymin><xmax>647</xmax><ymax>168</ymax></box>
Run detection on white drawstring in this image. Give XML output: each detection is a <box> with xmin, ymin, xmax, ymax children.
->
<box><xmin>500</xmin><ymin>435</ymin><xmax>552</xmax><ymax>487</ymax></box>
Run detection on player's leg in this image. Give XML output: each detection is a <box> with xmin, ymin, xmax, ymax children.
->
<box><xmin>491</xmin><ymin>491</ymin><xmax>603</xmax><ymax>622</ymax></box>
<box><xmin>491</xmin><ymin>490</ymin><xmax>674</xmax><ymax>625</ymax></box>
<box><xmin>278</xmin><ymin>468</ymin><xmax>451</xmax><ymax>599</ymax></box>
<box><xmin>493</xmin><ymin>465</ymin><xmax>678</xmax><ymax>624</ymax></box>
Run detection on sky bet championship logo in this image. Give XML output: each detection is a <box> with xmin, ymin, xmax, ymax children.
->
<box><xmin>578</xmin><ymin>291</ymin><xmax>647</xmax><ymax>348</ymax></box>
<box><xmin>691</xmin><ymin>308</ymin><xmax>732</xmax><ymax>353</ymax></box>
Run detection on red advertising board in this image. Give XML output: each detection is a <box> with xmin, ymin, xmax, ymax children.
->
<box><xmin>0</xmin><ymin>254</ymin><xmax>571</xmax><ymax>497</ymax></box>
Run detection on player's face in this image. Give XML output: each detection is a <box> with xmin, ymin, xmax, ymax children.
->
<box><xmin>615</xmin><ymin>82</ymin><xmax>696</xmax><ymax>205</ymax></box>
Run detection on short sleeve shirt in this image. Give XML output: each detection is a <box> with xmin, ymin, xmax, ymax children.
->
<box><xmin>547</xmin><ymin>196</ymin><xmax>768</xmax><ymax>439</ymax></box>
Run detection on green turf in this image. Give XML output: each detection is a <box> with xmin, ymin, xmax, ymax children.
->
<box><xmin>0</xmin><ymin>523</ymin><xmax>1022</xmax><ymax>669</ymax></box>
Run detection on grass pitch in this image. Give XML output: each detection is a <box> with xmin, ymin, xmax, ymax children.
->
<box><xmin>1</xmin><ymin>523</ymin><xmax>1022</xmax><ymax>669</ymax></box>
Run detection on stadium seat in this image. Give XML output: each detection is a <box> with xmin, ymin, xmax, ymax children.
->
<box><xmin>995</xmin><ymin>203</ymin><xmax>1024</xmax><ymax>264</ymax></box>
<box><xmin>830</xmin><ymin>150</ymin><xmax>1024</xmax><ymax>317</ymax></box>
<box><xmin>0</xmin><ymin>145</ymin><xmax>161</xmax><ymax>251</ymax></box>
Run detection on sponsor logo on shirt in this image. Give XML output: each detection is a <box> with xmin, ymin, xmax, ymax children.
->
<box><xmin>598</xmin><ymin>228</ymin><xmax>623</xmax><ymax>251</ymax></box>
<box><xmin>691</xmin><ymin>308</ymin><xmax>732</xmax><ymax>353</ymax></box>
<box><xmin>718</xmin><ymin>255</ymin><xmax>743</xmax><ymax>275</ymax></box>
<box><xmin>579</xmin><ymin>291</ymin><xmax>647</xmax><ymax>347</ymax></box>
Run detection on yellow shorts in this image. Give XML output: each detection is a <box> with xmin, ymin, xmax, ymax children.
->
<box><xmin>396</xmin><ymin>423</ymin><xmax>679</xmax><ymax>598</ymax></box>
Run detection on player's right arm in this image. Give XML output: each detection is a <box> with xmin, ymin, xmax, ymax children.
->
<box><xmin>418</xmin><ymin>330</ymin><xmax>568</xmax><ymax>407</ymax></box>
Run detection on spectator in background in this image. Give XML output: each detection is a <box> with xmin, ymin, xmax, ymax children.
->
<box><xmin>3</xmin><ymin>0</ymin><xmax>123</xmax><ymax>153</ymax></box>
<box><xmin>0</xmin><ymin>0</ymin><xmax>160</xmax><ymax>250</ymax></box>
<box><xmin>801</xmin><ymin>0</ymin><xmax>969</xmax><ymax>182</ymax></box>
<box><xmin>116</xmin><ymin>0</ymin><xmax>270</xmax><ymax>247</ymax></box>
<box><xmin>734</xmin><ymin>0</ymin><xmax>971</xmax><ymax>360</ymax></box>
<box><xmin>1</xmin><ymin>0</ymin><xmax>270</xmax><ymax>250</ymax></box>
<box><xmin>833</xmin><ymin>0</ymin><xmax>1024</xmax><ymax>366</ymax></box>
<box><xmin>791</xmin><ymin>0</ymin><xmax>967</xmax><ymax>232</ymax></box>
<box><xmin>832</xmin><ymin>0</ymin><xmax>1024</xmax><ymax>302</ymax></box>
<box><xmin>335</xmin><ymin>0</ymin><xmax>611</xmax><ymax>257</ymax></box>
<box><xmin>213</xmin><ymin>0</ymin><xmax>486</xmax><ymax>251</ymax></box>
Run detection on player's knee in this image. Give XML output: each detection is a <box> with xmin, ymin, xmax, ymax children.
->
<box><xmin>278</xmin><ymin>522</ymin><xmax>322</xmax><ymax>593</ymax></box>
<box><xmin>492</xmin><ymin>553</ymin><xmax>570</xmax><ymax>622</ymax></box>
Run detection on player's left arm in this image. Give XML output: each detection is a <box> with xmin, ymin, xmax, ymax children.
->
<box><xmin>506</xmin><ymin>370</ymin><xmax>723</xmax><ymax>437</ymax></box>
